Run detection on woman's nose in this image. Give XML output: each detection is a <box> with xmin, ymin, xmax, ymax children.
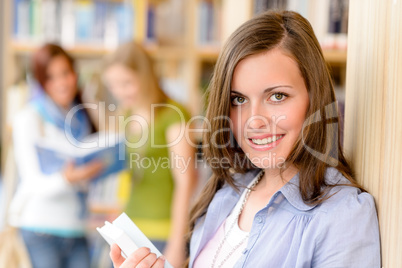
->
<box><xmin>247</xmin><ymin>104</ymin><xmax>270</xmax><ymax>129</ymax></box>
<box><xmin>55</xmin><ymin>74</ymin><xmax>69</xmax><ymax>87</ymax></box>
<box><xmin>247</xmin><ymin>115</ymin><xmax>269</xmax><ymax>129</ymax></box>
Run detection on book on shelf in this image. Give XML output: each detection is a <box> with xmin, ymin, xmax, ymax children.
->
<box><xmin>254</xmin><ymin>0</ymin><xmax>288</xmax><ymax>14</ymax></box>
<box><xmin>154</xmin><ymin>0</ymin><xmax>186</xmax><ymax>46</ymax></box>
<box><xmin>42</xmin><ymin>0</ymin><xmax>60</xmax><ymax>42</ymax></box>
<box><xmin>115</xmin><ymin>2</ymin><xmax>134</xmax><ymax>43</ymax></box>
<box><xmin>14</xmin><ymin>0</ymin><xmax>30</xmax><ymax>41</ymax></box>
<box><xmin>197</xmin><ymin>0</ymin><xmax>221</xmax><ymax>47</ymax></box>
<box><xmin>97</xmin><ymin>212</ymin><xmax>173</xmax><ymax>268</ymax></box>
<box><xmin>12</xmin><ymin>0</ymin><xmax>135</xmax><ymax>49</ymax></box>
<box><xmin>75</xmin><ymin>0</ymin><xmax>95</xmax><ymax>44</ymax></box>
<box><xmin>324</xmin><ymin>0</ymin><xmax>348</xmax><ymax>50</ymax></box>
<box><xmin>35</xmin><ymin>132</ymin><xmax>126</xmax><ymax>181</ymax></box>
<box><xmin>60</xmin><ymin>0</ymin><xmax>76</xmax><ymax>47</ymax></box>
<box><xmin>93</xmin><ymin>1</ymin><xmax>107</xmax><ymax>43</ymax></box>
<box><xmin>146</xmin><ymin>3</ymin><xmax>156</xmax><ymax>41</ymax></box>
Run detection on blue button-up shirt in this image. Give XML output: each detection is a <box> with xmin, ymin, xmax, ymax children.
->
<box><xmin>189</xmin><ymin>168</ymin><xmax>381</xmax><ymax>267</ymax></box>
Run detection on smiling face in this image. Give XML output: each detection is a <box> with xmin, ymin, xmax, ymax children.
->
<box><xmin>229</xmin><ymin>48</ymin><xmax>309</xmax><ymax>170</ymax></box>
<box><xmin>103</xmin><ymin>64</ymin><xmax>142</xmax><ymax>109</ymax></box>
<box><xmin>44</xmin><ymin>55</ymin><xmax>78</xmax><ymax>109</ymax></box>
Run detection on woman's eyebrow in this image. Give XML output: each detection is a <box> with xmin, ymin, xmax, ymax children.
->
<box><xmin>230</xmin><ymin>90</ymin><xmax>245</xmax><ymax>96</ymax></box>
<box><xmin>263</xmin><ymin>85</ymin><xmax>292</xmax><ymax>93</ymax></box>
<box><xmin>231</xmin><ymin>85</ymin><xmax>293</xmax><ymax>96</ymax></box>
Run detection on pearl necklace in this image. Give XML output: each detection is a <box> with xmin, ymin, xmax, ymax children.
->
<box><xmin>211</xmin><ymin>170</ymin><xmax>265</xmax><ymax>268</ymax></box>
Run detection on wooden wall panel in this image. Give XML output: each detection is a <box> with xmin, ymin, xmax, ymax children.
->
<box><xmin>344</xmin><ymin>0</ymin><xmax>402</xmax><ymax>266</ymax></box>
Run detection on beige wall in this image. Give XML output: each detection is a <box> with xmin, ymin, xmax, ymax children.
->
<box><xmin>344</xmin><ymin>0</ymin><xmax>402</xmax><ymax>267</ymax></box>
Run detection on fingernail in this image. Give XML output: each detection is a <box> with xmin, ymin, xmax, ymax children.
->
<box><xmin>159</xmin><ymin>255</ymin><xmax>166</xmax><ymax>261</ymax></box>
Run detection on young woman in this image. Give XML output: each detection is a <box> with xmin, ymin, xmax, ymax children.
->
<box><xmin>102</xmin><ymin>41</ymin><xmax>198</xmax><ymax>268</ymax></box>
<box><xmin>109</xmin><ymin>10</ymin><xmax>381</xmax><ymax>268</ymax></box>
<box><xmin>9</xmin><ymin>44</ymin><xmax>103</xmax><ymax>268</ymax></box>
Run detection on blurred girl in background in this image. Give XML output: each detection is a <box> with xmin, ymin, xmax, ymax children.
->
<box><xmin>9</xmin><ymin>43</ymin><xmax>103</xmax><ymax>268</ymax></box>
<box><xmin>102</xmin><ymin>41</ymin><xmax>198</xmax><ymax>268</ymax></box>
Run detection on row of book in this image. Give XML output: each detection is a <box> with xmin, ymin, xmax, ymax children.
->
<box><xmin>13</xmin><ymin>0</ymin><xmax>134</xmax><ymax>49</ymax></box>
<box><xmin>12</xmin><ymin>0</ymin><xmax>349</xmax><ymax>50</ymax></box>
<box><xmin>198</xmin><ymin>0</ymin><xmax>349</xmax><ymax>50</ymax></box>
<box><xmin>256</xmin><ymin>0</ymin><xmax>349</xmax><ymax>49</ymax></box>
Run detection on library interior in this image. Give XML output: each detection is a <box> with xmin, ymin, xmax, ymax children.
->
<box><xmin>0</xmin><ymin>0</ymin><xmax>401</xmax><ymax>267</ymax></box>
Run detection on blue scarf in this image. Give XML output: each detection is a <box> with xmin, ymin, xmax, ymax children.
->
<box><xmin>32</xmin><ymin>93</ymin><xmax>92</xmax><ymax>142</ymax></box>
<box><xmin>32</xmin><ymin>93</ymin><xmax>93</xmax><ymax>219</ymax></box>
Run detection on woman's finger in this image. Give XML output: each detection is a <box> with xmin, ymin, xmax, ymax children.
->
<box><xmin>151</xmin><ymin>256</ymin><xmax>166</xmax><ymax>268</ymax></box>
<box><xmin>110</xmin><ymin>244</ymin><xmax>125</xmax><ymax>267</ymax></box>
<box><xmin>124</xmin><ymin>251</ymin><xmax>156</xmax><ymax>268</ymax></box>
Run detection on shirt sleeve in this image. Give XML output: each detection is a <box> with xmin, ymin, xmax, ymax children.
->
<box><xmin>12</xmin><ymin>108</ymin><xmax>72</xmax><ymax>196</ymax></box>
<box><xmin>312</xmin><ymin>189</ymin><xmax>381</xmax><ymax>268</ymax></box>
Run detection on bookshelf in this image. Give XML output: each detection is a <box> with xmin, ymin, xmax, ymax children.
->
<box><xmin>1</xmin><ymin>0</ymin><xmax>349</xmax><ymax>116</ymax></box>
<box><xmin>1</xmin><ymin>0</ymin><xmax>349</xmax><ymax>217</ymax></box>
<box><xmin>0</xmin><ymin>1</ymin><xmax>350</xmax><ymax>265</ymax></box>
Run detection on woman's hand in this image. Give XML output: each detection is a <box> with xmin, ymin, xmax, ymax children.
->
<box><xmin>110</xmin><ymin>244</ymin><xmax>166</xmax><ymax>268</ymax></box>
<box><xmin>63</xmin><ymin>160</ymin><xmax>104</xmax><ymax>183</ymax></box>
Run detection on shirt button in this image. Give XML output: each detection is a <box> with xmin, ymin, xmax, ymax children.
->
<box><xmin>256</xmin><ymin>216</ymin><xmax>263</xmax><ymax>223</ymax></box>
<box><xmin>242</xmin><ymin>249</ymin><xmax>248</xmax><ymax>254</ymax></box>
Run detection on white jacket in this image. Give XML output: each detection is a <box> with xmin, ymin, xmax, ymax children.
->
<box><xmin>9</xmin><ymin>105</ymin><xmax>86</xmax><ymax>234</ymax></box>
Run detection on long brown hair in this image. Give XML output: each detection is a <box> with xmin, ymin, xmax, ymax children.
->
<box><xmin>32</xmin><ymin>43</ymin><xmax>75</xmax><ymax>89</ymax></box>
<box><xmin>187</xmin><ymin>10</ymin><xmax>363</xmax><ymax>258</ymax></box>
<box><xmin>102</xmin><ymin>41</ymin><xmax>168</xmax><ymax>107</ymax></box>
<box><xmin>31</xmin><ymin>43</ymin><xmax>97</xmax><ymax>132</ymax></box>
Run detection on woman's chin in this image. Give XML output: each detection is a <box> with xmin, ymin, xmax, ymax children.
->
<box><xmin>121</xmin><ymin>102</ymin><xmax>136</xmax><ymax>110</ymax></box>
<box><xmin>248</xmin><ymin>155</ymin><xmax>287</xmax><ymax>170</ymax></box>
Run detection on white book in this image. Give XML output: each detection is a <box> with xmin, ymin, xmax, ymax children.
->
<box><xmin>97</xmin><ymin>213</ymin><xmax>173</xmax><ymax>268</ymax></box>
<box><xmin>60</xmin><ymin>0</ymin><xmax>76</xmax><ymax>48</ymax></box>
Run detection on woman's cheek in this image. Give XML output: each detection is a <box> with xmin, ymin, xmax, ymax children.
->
<box><xmin>229</xmin><ymin>111</ymin><xmax>241</xmax><ymax>140</ymax></box>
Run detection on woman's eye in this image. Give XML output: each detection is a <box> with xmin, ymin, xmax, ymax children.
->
<box><xmin>269</xmin><ymin>93</ymin><xmax>287</xmax><ymax>102</ymax></box>
<box><xmin>231</xmin><ymin>96</ymin><xmax>247</xmax><ymax>105</ymax></box>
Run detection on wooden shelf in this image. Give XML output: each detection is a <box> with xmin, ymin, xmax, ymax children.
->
<box><xmin>323</xmin><ymin>49</ymin><xmax>347</xmax><ymax>65</ymax></box>
<box><xmin>12</xmin><ymin>41</ymin><xmax>346</xmax><ymax>64</ymax></box>
<box><xmin>11</xmin><ymin>41</ymin><xmax>192</xmax><ymax>60</ymax></box>
<box><xmin>12</xmin><ymin>42</ymin><xmax>113</xmax><ymax>58</ymax></box>
<box><xmin>197</xmin><ymin>45</ymin><xmax>220</xmax><ymax>61</ymax></box>
<box><xmin>146</xmin><ymin>45</ymin><xmax>190</xmax><ymax>60</ymax></box>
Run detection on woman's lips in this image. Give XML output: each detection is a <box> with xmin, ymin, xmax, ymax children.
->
<box><xmin>246</xmin><ymin>134</ymin><xmax>285</xmax><ymax>151</ymax></box>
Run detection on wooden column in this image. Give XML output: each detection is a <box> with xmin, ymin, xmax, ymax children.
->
<box><xmin>1</xmin><ymin>0</ymin><xmax>16</xmax><ymax>171</ymax></box>
<box><xmin>344</xmin><ymin>0</ymin><xmax>402</xmax><ymax>266</ymax></box>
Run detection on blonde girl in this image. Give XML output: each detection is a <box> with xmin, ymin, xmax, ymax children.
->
<box><xmin>103</xmin><ymin>42</ymin><xmax>197</xmax><ymax>268</ymax></box>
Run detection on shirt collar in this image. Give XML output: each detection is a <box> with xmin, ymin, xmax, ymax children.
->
<box><xmin>233</xmin><ymin>169</ymin><xmax>262</xmax><ymax>189</ymax></box>
<box><xmin>278</xmin><ymin>167</ymin><xmax>345</xmax><ymax>212</ymax></box>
